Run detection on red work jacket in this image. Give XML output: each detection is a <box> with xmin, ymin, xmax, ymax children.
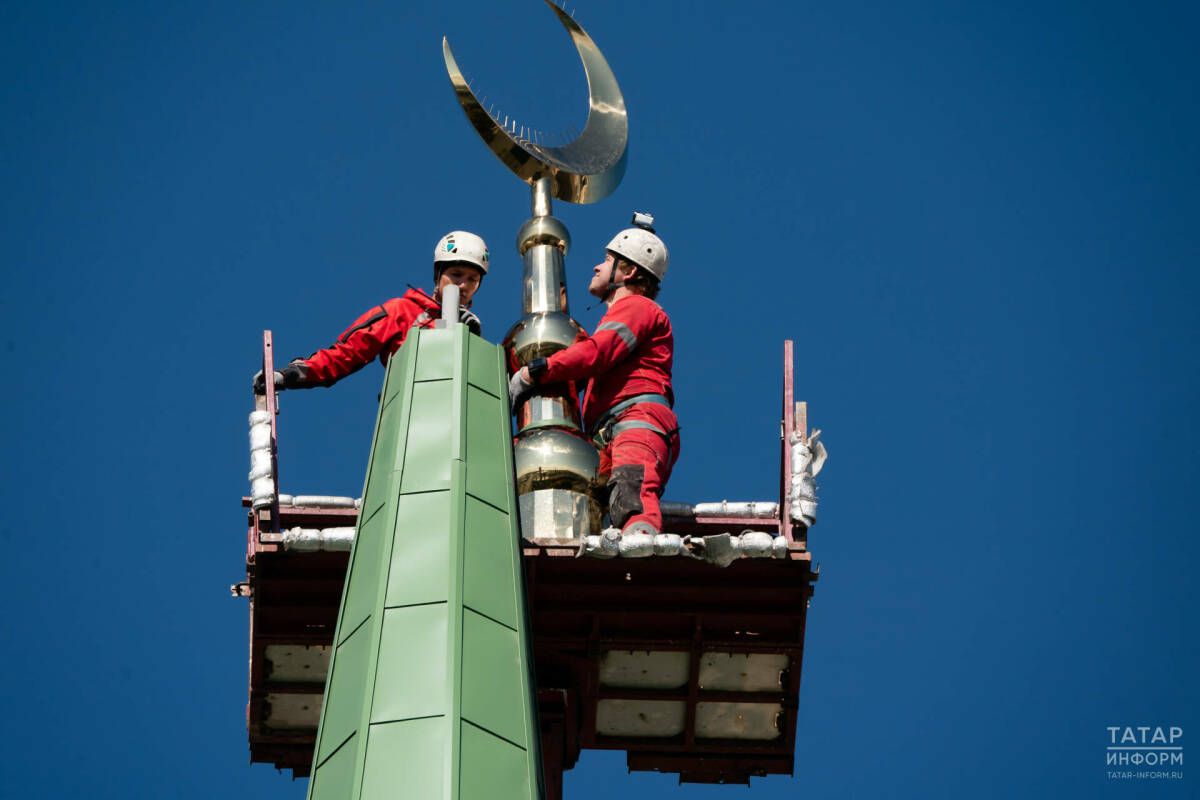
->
<box><xmin>541</xmin><ymin>294</ymin><xmax>674</xmax><ymax>430</ymax></box>
<box><xmin>301</xmin><ymin>289</ymin><xmax>442</xmax><ymax>384</ymax></box>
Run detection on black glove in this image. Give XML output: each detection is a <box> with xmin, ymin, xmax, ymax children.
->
<box><xmin>508</xmin><ymin>368</ymin><xmax>534</xmax><ymax>413</ymax></box>
<box><xmin>252</xmin><ymin>369</ymin><xmax>282</xmax><ymax>395</ymax></box>
<box><xmin>458</xmin><ymin>306</ymin><xmax>481</xmax><ymax>335</ymax></box>
<box><xmin>253</xmin><ymin>360</ymin><xmax>316</xmax><ymax>394</ymax></box>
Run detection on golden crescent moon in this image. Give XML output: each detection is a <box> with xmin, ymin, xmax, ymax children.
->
<box><xmin>442</xmin><ymin>0</ymin><xmax>628</xmax><ymax>204</ymax></box>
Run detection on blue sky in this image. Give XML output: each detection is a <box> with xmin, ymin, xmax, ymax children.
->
<box><xmin>1</xmin><ymin>1</ymin><xmax>1196</xmax><ymax>797</ymax></box>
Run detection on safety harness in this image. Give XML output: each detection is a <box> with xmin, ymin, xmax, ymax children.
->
<box><xmin>590</xmin><ymin>392</ymin><xmax>676</xmax><ymax>448</ymax></box>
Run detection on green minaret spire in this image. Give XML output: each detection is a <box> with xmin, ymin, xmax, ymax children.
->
<box><xmin>306</xmin><ymin>326</ymin><xmax>544</xmax><ymax>800</ymax></box>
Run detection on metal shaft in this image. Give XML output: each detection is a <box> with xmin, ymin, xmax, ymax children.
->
<box><xmin>441</xmin><ymin>283</ymin><xmax>459</xmax><ymax>323</ymax></box>
<box><xmin>522</xmin><ymin>182</ymin><xmax>568</xmax><ymax>316</ymax></box>
<box><xmin>502</xmin><ymin>178</ymin><xmax>601</xmax><ymax>539</ymax></box>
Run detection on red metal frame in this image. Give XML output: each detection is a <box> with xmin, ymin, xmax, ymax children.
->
<box><xmin>238</xmin><ymin>337</ymin><xmax>817</xmax><ymax>790</ymax></box>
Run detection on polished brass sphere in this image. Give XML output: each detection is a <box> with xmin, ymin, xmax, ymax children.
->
<box><xmin>512</xmin><ymin>426</ymin><xmax>602</xmax><ymax>537</ymax></box>
<box><xmin>513</xmin><ymin>427</ymin><xmax>599</xmax><ymax>493</ymax></box>
<box><xmin>503</xmin><ymin>312</ymin><xmax>588</xmax><ymax>368</ymax></box>
<box><xmin>516</xmin><ymin>216</ymin><xmax>571</xmax><ymax>256</ymax></box>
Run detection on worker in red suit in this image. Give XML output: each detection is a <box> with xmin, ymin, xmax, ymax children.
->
<box><xmin>509</xmin><ymin>214</ymin><xmax>679</xmax><ymax>536</ymax></box>
<box><xmin>253</xmin><ymin>231</ymin><xmax>489</xmax><ymax>393</ymax></box>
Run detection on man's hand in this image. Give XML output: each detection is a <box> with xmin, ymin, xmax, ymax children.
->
<box><xmin>253</xmin><ymin>361</ymin><xmax>316</xmax><ymax>394</ymax></box>
<box><xmin>253</xmin><ymin>369</ymin><xmax>284</xmax><ymax>395</ymax></box>
<box><xmin>508</xmin><ymin>366</ymin><xmax>534</xmax><ymax>413</ymax></box>
<box><xmin>458</xmin><ymin>306</ymin><xmax>481</xmax><ymax>335</ymax></box>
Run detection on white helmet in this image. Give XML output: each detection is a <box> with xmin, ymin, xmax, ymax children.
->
<box><xmin>434</xmin><ymin>231</ymin><xmax>489</xmax><ymax>277</ymax></box>
<box><xmin>606</xmin><ymin>227</ymin><xmax>668</xmax><ymax>282</ymax></box>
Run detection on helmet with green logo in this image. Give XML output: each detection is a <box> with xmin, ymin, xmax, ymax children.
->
<box><xmin>433</xmin><ymin>231</ymin><xmax>489</xmax><ymax>279</ymax></box>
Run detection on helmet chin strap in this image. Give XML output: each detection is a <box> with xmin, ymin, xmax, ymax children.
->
<box><xmin>586</xmin><ymin>257</ymin><xmax>631</xmax><ymax>310</ymax></box>
<box><xmin>586</xmin><ymin>278</ymin><xmax>628</xmax><ymax>311</ymax></box>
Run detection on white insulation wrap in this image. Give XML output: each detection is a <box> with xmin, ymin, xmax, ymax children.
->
<box><xmin>290</xmin><ymin>495</ymin><xmax>357</xmax><ymax>509</ymax></box>
<box><xmin>578</xmin><ymin>530</ymin><xmax>787</xmax><ymax>566</ymax></box>
<box><xmin>617</xmin><ymin>533</ymin><xmax>655</xmax><ymax>557</ymax></box>
<box><xmin>273</xmin><ymin>494</ymin><xmax>363</xmax><ymax>509</ymax></box>
<box><xmin>692</xmin><ymin>501</ymin><xmax>779</xmax><ymax>519</ymax></box>
<box><xmin>772</xmin><ymin>536</ymin><xmax>789</xmax><ymax>558</ymax></box>
<box><xmin>660</xmin><ymin>501</ymin><xmax>779</xmax><ymax>519</ymax></box>
<box><xmin>282</xmin><ymin>527</ymin><xmax>356</xmax><ymax>552</ymax></box>
<box><xmin>248</xmin><ymin>411</ymin><xmax>275</xmax><ymax>510</ymax></box>
<box><xmin>249</xmin><ymin>422</ymin><xmax>272</xmax><ymax>450</ymax></box>
<box><xmin>251</xmin><ymin>478</ymin><xmax>275</xmax><ymax>508</ymax></box>
<box><xmin>789</xmin><ymin>430</ymin><xmax>827</xmax><ymax>527</ymax></box>
<box><xmin>580</xmin><ymin>535</ymin><xmax>616</xmax><ymax>558</ymax></box>
<box><xmin>739</xmin><ymin>531</ymin><xmax>775</xmax><ymax>558</ymax></box>
<box><xmin>600</xmin><ymin>527</ymin><xmax>621</xmax><ymax>556</ymax></box>
<box><xmin>693</xmin><ymin>533</ymin><xmax>740</xmax><ymax>567</ymax></box>
<box><xmin>248</xmin><ymin>449</ymin><xmax>273</xmax><ymax>481</ymax></box>
<box><xmin>653</xmin><ymin>533</ymin><xmax>687</xmax><ymax>556</ymax></box>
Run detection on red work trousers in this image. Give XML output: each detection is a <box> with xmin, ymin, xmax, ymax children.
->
<box><xmin>598</xmin><ymin>404</ymin><xmax>680</xmax><ymax>533</ymax></box>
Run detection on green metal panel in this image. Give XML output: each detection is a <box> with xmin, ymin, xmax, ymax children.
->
<box><xmin>463</xmin><ymin>496</ymin><xmax>518</xmax><ymax>630</ymax></box>
<box><xmin>360</xmin><ymin>718</ymin><xmax>446</xmax><ymax>797</ymax></box>
<box><xmin>385</xmin><ymin>492</ymin><xmax>452</xmax><ymax>608</ymax></box>
<box><xmin>339</xmin><ymin>509</ymin><xmax>387</xmax><ymax>644</ymax></box>
<box><xmin>413</xmin><ymin>329</ymin><xmax>456</xmax><ymax>380</ymax></box>
<box><xmin>461</xmin><ymin>609</ymin><xmax>526</xmax><ymax>744</ymax></box>
<box><xmin>310</xmin><ymin>731</ymin><xmax>359</xmax><ymax>797</ymax></box>
<box><xmin>466</xmin><ymin>334</ymin><xmax>500</xmax><ymax>394</ymax></box>
<box><xmin>464</xmin><ymin>386</ymin><xmax>511</xmax><ymax>511</ymax></box>
<box><xmin>399</xmin><ymin>380</ymin><xmax>455</xmax><ymax>494</ymax></box>
<box><xmin>307</xmin><ymin>326</ymin><xmax>544</xmax><ymax>800</ymax></box>
<box><xmin>380</xmin><ymin>334</ymin><xmax>416</xmax><ymax>409</ymax></box>
<box><xmin>317</xmin><ymin>622</ymin><xmax>370</xmax><ymax>763</ymax></box>
<box><xmin>459</xmin><ymin>721</ymin><xmax>535</xmax><ymax>800</ymax></box>
<box><xmin>371</xmin><ymin>605</ymin><xmax>448</xmax><ymax>722</ymax></box>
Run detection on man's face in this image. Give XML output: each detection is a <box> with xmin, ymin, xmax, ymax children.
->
<box><xmin>436</xmin><ymin>264</ymin><xmax>483</xmax><ymax>305</ymax></box>
<box><xmin>588</xmin><ymin>253</ymin><xmax>632</xmax><ymax>299</ymax></box>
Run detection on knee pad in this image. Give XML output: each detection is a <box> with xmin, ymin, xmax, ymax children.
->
<box><xmin>607</xmin><ymin>464</ymin><xmax>645</xmax><ymax>528</ymax></box>
<box><xmin>621</xmin><ymin>520</ymin><xmax>660</xmax><ymax>537</ymax></box>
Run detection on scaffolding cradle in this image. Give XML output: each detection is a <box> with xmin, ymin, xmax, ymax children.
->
<box><xmin>237</xmin><ymin>334</ymin><xmax>819</xmax><ymax>793</ymax></box>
